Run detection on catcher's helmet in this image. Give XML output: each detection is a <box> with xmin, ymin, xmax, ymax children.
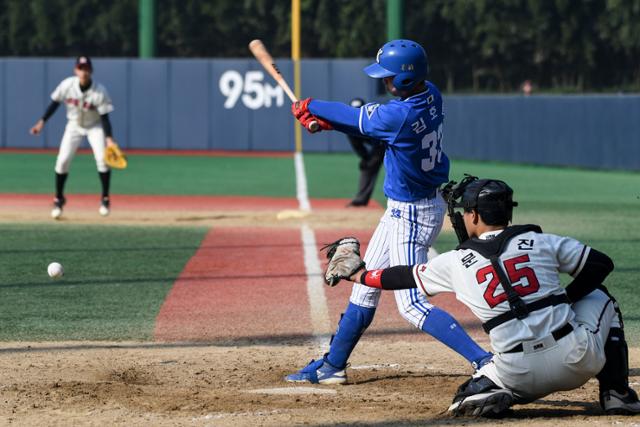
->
<box><xmin>455</xmin><ymin>179</ymin><xmax>518</xmax><ymax>226</ymax></box>
<box><xmin>363</xmin><ymin>40</ymin><xmax>428</xmax><ymax>91</ymax></box>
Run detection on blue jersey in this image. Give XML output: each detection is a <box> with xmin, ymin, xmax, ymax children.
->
<box><xmin>309</xmin><ymin>81</ymin><xmax>449</xmax><ymax>202</ymax></box>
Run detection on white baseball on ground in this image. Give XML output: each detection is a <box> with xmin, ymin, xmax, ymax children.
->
<box><xmin>47</xmin><ymin>262</ymin><xmax>64</xmax><ymax>279</ymax></box>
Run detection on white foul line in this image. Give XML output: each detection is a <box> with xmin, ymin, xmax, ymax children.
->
<box><xmin>295</xmin><ymin>151</ymin><xmax>331</xmax><ymax>349</ymax></box>
<box><xmin>301</xmin><ymin>224</ymin><xmax>332</xmax><ymax>347</ymax></box>
<box><xmin>294</xmin><ymin>152</ymin><xmax>311</xmax><ymax>212</ymax></box>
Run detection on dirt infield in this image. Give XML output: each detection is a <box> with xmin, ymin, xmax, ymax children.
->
<box><xmin>1</xmin><ymin>341</ymin><xmax>638</xmax><ymax>426</ymax></box>
<box><xmin>0</xmin><ymin>193</ymin><xmax>385</xmax><ymax>229</ymax></box>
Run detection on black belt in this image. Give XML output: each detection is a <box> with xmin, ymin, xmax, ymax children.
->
<box><xmin>483</xmin><ymin>293</ymin><xmax>570</xmax><ymax>333</ymax></box>
<box><xmin>503</xmin><ymin>323</ymin><xmax>574</xmax><ymax>354</ymax></box>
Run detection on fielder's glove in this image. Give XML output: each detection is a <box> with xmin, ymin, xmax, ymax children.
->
<box><xmin>104</xmin><ymin>143</ymin><xmax>128</xmax><ymax>169</ymax></box>
<box><xmin>322</xmin><ymin>237</ymin><xmax>366</xmax><ymax>287</ymax></box>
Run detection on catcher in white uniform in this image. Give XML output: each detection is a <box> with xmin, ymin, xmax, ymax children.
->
<box><xmin>30</xmin><ymin>56</ymin><xmax>116</xmax><ymax>219</ymax></box>
<box><xmin>324</xmin><ymin>175</ymin><xmax>640</xmax><ymax>417</ymax></box>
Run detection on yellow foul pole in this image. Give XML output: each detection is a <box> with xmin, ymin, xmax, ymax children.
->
<box><xmin>292</xmin><ymin>0</ymin><xmax>302</xmax><ymax>153</ymax></box>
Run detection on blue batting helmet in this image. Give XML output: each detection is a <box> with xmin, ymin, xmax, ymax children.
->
<box><xmin>363</xmin><ymin>40</ymin><xmax>428</xmax><ymax>91</ymax></box>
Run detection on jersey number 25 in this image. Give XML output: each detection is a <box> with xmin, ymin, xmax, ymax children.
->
<box><xmin>421</xmin><ymin>123</ymin><xmax>444</xmax><ymax>172</ymax></box>
<box><xmin>476</xmin><ymin>254</ymin><xmax>541</xmax><ymax>308</ymax></box>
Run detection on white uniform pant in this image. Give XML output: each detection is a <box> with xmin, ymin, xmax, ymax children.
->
<box><xmin>55</xmin><ymin>121</ymin><xmax>108</xmax><ymax>174</ymax></box>
<box><xmin>349</xmin><ymin>193</ymin><xmax>447</xmax><ymax>328</ymax></box>
<box><xmin>478</xmin><ymin>289</ymin><xmax>619</xmax><ymax>401</ymax></box>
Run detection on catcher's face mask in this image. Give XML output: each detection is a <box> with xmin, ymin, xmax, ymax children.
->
<box><xmin>441</xmin><ymin>175</ymin><xmax>478</xmax><ymax>244</ymax></box>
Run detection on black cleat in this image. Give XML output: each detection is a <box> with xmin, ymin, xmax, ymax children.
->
<box><xmin>448</xmin><ymin>388</ymin><xmax>514</xmax><ymax>417</ymax></box>
<box><xmin>601</xmin><ymin>388</ymin><xmax>640</xmax><ymax>415</ymax></box>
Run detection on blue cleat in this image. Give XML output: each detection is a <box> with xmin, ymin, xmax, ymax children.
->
<box><xmin>285</xmin><ymin>357</ymin><xmax>347</xmax><ymax>385</ymax></box>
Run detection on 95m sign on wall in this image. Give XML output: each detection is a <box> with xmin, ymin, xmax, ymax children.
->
<box><xmin>219</xmin><ymin>70</ymin><xmax>284</xmax><ymax>109</ymax></box>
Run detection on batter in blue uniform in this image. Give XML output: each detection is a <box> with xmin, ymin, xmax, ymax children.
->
<box><xmin>287</xmin><ymin>40</ymin><xmax>491</xmax><ymax>384</ymax></box>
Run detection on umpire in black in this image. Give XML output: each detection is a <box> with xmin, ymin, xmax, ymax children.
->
<box><xmin>346</xmin><ymin>98</ymin><xmax>385</xmax><ymax>207</ymax></box>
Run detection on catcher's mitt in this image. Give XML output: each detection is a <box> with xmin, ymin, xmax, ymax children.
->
<box><xmin>104</xmin><ymin>143</ymin><xmax>127</xmax><ymax>169</ymax></box>
<box><xmin>322</xmin><ymin>237</ymin><xmax>366</xmax><ymax>287</ymax></box>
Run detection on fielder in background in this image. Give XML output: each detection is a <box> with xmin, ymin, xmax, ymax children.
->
<box><xmin>287</xmin><ymin>40</ymin><xmax>492</xmax><ymax>384</ymax></box>
<box><xmin>345</xmin><ymin>98</ymin><xmax>385</xmax><ymax>207</ymax></box>
<box><xmin>324</xmin><ymin>175</ymin><xmax>640</xmax><ymax>417</ymax></box>
<box><xmin>30</xmin><ymin>56</ymin><xmax>116</xmax><ymax>219</ymax></box>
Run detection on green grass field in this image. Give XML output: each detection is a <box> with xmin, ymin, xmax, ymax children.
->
<box><xmin>0</xmin><ymin>152</ymin><xmax>297</xmax><ymax>196</ymax></box>
<box><xmin>0</xmin><ymin>151</ymin><xmax>638</xmax><ymax>340</ymax></box>
<box><xmin>0</xmin><ymin>223</ymin><xmax>206</xmax><ymax>340</ymax></box>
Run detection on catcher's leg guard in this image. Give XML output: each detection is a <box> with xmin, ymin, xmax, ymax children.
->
<box><xmin>421</xmin><ymin>306</ymin><xmax>492</xmax><ymax>369</ymax></box>
<box><xmin>597</xmin><ymin>327</ymin><xmax>640</xmax><ymax>414</ymax></box>
<box><xmin>325</xmin><ymin>302</ymin><xmax>375</xmax><ymax>369</ymax></box>
<box><xmin>594</xmin><ymin>286</ymin><xmax>640</xmax><ymax>414</ymax></box>
<box><xmin>597</xmin><ymin>327</ymin><xmax>629</xmax><ymax>394</ymax></box>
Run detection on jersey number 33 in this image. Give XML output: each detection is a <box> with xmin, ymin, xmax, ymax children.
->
<box><xmin>421</xmin><ymin>123</ymin><xmax>444</xmax><ymax>172</ymax></box>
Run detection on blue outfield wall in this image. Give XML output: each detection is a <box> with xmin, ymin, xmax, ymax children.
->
<box><xmin>1</xmin><ymin>58</ymin><xmax>639</xmax><ymax>170</ymax></box>
<box><xmin>445</xmin><ymin>95</ymin><xmax>640</xmax><ymax>171</ymax></box>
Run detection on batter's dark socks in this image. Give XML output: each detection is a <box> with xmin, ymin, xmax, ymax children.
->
<box><xmin>99</xmin><ymin>171</ymin><xmax>111</xmax><ymax>198</ymax></box>
<box><xmin>55</xmin><ymin>172</ymin><xmax>68</xmax><ymax>199</ymax></box>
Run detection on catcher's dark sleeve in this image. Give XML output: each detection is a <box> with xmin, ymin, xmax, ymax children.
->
<box><xmin>359</xmin><ymin>265</ymin><xmax>417</xmax><ymax>290</ymax></box>
<box><xmin>565</xmin><ymin>248</ymin><xmax>614</xmax><ymax>302</ymax></box>
<box><xmin>41</xmin><ymin>100</ymin><xmax>60</xmax><ymax>122</ymax></box>
<box><xmin>100</xmin><ymin>113</ymin><xmax>113</xmax><ymax>138</ymax></box>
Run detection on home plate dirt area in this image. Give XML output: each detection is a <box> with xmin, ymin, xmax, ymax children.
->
<box><xmin>0</xmin><ymin>194</ymin><xmax>638</xmax><ymax>425</ymax></box>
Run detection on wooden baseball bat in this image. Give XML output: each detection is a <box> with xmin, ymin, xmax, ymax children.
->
<box><xmin>248</xmin><ymin>39</ymin><xmax>319</xmax><ymax>132</ymax></box>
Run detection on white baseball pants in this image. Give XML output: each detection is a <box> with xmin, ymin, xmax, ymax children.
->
<box><xmin>350</xmin><ymin>193</ymin><xmax>447</xmax><ymax>328</ymax></box>
<box><xmin>478</xmin><ymin>289</ymin><xmax>619</xmax><ymax>401</ymax></box>
<box><xmin>55</xmin><ymin>121</ymin><xmax>108</xmax><ymax>174</ymax></box>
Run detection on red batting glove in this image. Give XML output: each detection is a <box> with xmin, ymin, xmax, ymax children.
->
<box><xmin>291</xmin><ymin>98</ymin><xmax>312</xmax><ymax>120</ymax></box>
<box><xmin>292</xmin><ymin>98</ymin><xmax>333</xmax><ymax>133</ymax></box>
<box><xmin>297</xmin><ymin>112</ymin><xmax>333</xmax><ymax>133</ymax></box>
